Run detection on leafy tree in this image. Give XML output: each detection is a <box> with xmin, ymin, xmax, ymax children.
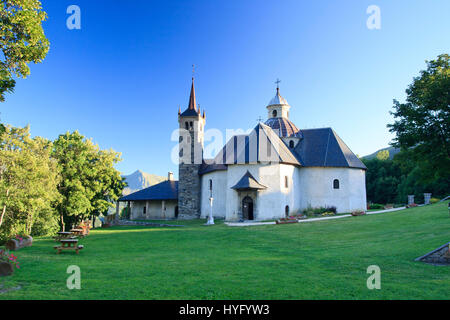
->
<box><xmin>0</xmin><ymin>0</ymin><xmax>50</xmax><ymax>102</ymax></box>
<box><xmin>363</xmin><ymin>158</ymin><xmax>401</xmax><ymax>204</ymax></box>
<box><xmin>388</xmin><ymin>54</ymin><xmax>450</xmax><ymax>182</ymax></box>
<box><xmin>376</xmin><ymin>149</ymin><xmax>389</xmax><ymax>161</ymax></box>
<box><xmin>0</xmin><ymin>125</ymin><xmax>60</xmax><ymax>241</ymax></box>
<box><xmin>52</xmin><ymin>131</ymin><xmax>125</xmax><ymax>230</ymax></box>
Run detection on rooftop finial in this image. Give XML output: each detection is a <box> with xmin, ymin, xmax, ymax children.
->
<box><xmin>192</xmin><ymin>64</ymin><xmax>195</xmax><ymax>80</ymax></box>
<box><xmin>275</xmin><ymin>78</ymin><xmax>281</xmax><ymax>92</ymax></box>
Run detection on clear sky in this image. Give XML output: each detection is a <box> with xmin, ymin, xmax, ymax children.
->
<box><xmin>2</xmin><ymin>0</ymin><xmax>449</xmax><ymax>177</ymax></box>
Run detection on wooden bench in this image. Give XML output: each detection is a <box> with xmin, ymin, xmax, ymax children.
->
<box><xmin>53</xmin><ymin>244</ymin><xmax>84</xmax><ymax>254</ymax></box>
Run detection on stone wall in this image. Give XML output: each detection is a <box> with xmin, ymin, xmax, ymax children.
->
<box><xmin>178</xmin><ymin>163</ymin><xmax>201</xmax><ymax>218</ymax></box>
<box><xmin>416</xmin><ymin>242</ymin><xmax>450</xmax><ymax>265</ymax></box>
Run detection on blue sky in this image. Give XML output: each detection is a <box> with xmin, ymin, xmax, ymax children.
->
<box><xmin>2</xmin><ymin>0</ymin><xmax>449</xmax><ymax>177</ymax></box>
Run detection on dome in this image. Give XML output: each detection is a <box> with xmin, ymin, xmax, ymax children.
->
<box><xmin>264</xmin><ymin>117</ymin><xmax>301</xmax><ymax>138</ymax></box>
<box><xmin>268</xmin><ymin>88</ymin><xmax>289</xmax><ymax>106</ymax></box>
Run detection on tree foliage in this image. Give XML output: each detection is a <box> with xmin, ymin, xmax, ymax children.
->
<box><xmin>388</xmin><ymin>54</ymin><xmax>450</xmax><ymax>182</ymax></box>
<box><xmin>0</xmin><ymin>0</ymin><xmax>50</xmax><ymax>102</ymax></box>
<box><xmin>0</xmin><ymin>125</ymin><xmax>60</xmax><ymax>242</ymax></box>
<box><xmin>52</xmin><ymin>131</ymin><xmax>125</xmax><ymax>230</ymax></box>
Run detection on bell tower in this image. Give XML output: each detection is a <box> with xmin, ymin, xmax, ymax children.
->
<box><xmin>177</xmin><ymin>76</ymin><xmax>205</xmax><ymax>218</ymax></box>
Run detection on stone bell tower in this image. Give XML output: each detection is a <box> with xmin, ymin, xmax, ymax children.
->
<box><xmin>177</xmin><ymin>77</ymin><xmax>205</xmax><ymax>218</ymax></box>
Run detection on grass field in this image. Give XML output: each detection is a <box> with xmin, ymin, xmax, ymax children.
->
<box><xmin>1</xmin><ymin>201</ymin><xmax>449</xmax><ymax>300</ymax></box>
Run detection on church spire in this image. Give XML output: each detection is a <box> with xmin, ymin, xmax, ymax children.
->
<box><xmin>188</xmin><ymin>77</ymin><xmax>197</xmax><ymax>111</ymax></box>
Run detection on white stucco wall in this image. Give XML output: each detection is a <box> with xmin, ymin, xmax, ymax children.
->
<box><xmin>297</xmin><ymin>167</ymin><xmax>366</xmax><ymax>213</ymax></box>
<box><xmin>198</xmin><ymin>164</ymin><xmax>366</xmax><ymax>221</ymax></box>
<box><xmin>225</xmin><ymin>163</ymin><xmax>300</xmax><ymax>221</ymax></box>
<box><xmin>200</xmin><ymin>170</ymin><xmax>227</xmax><ymax>218</ymax></box>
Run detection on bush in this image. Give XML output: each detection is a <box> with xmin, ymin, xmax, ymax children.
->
<box><xmin>302</xmin><ymin>206</ymin><xmax>337</xmax><ymax>217</ymax></box>
<box><xmin>369</xmin><ymin>204</ymin><xmax>385</xmax><ymax>210</ymax></box>
<box><xmin>430</xmin><ymin>198</ymin><xmax>440</xmax><ymax>204</ymax></box>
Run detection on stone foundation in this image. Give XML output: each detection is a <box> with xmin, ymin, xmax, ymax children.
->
<box><xmin>415</xmin><ymin>242</ymin><xmax>450</xmax><ymax>266</ymax></box>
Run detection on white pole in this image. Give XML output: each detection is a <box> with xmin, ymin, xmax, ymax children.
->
<box><xmin>206</xmin><ymin>197</ymin><xmax>214</xmax><ymax>225</ymax></box>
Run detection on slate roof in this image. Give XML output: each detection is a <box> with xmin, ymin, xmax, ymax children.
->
<box><xmin>210</xmin><ymin>123</ymin><xmax>301</xmax><ymax>167</ymax></box>
<box><xmin>118</xmin><ymin>180</ymin><xmax>178</xmax><ymax>201</ymax></box>
<box><xmin>231</xmin><ymin>171</ymin><xmax>267</xmax><ymax>190</ymax></box>
<box><xmin>180</xmin><ymin>77</ymin><xmax>200</xmax><ymax>117</ymax></box>
<box><xmin>198</xmin><ymin>160</ymin><xmax>228</xmax><ymax>175</ymax></box>
<box><xmin>292</xmin><ymin>128</ymin><xmax>367</xmax><ymax>170</ymax></box>
<box><xmin>199</xmin><ymin>125</ymin><xmax>366</xmax><ymax>174</ymax></box>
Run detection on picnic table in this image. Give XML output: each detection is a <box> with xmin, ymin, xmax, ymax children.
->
<box><xmin>54</xmin><ymin>238</ymin><xmax>84</xmax><ymax>254</ymax></box>
<box><xmin>70</xmin><ymin>228</ymin><xmax>85</xmax><ymax>237</ymax></box>
<box><xmin>52</xmin><ymin>231</ymin><xmax>76</xmax><ymax>242</ymax></box>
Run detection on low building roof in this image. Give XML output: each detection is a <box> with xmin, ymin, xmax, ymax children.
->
<box><xmin>118</xmin><ymin>180</ymin><xmax>178</xmax><ymax>201</ymax></box>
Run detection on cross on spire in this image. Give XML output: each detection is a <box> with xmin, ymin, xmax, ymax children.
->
<box><xmin>192</xmin><ymin>64</ymin><xmax>195</xmax><ymax>79</ymax></box>
<box><xmin>275</xmin><ymin>78</ymin><xmax>281</xmax><ymax>89</ymax></box>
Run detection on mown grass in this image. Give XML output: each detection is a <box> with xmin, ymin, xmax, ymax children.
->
<box><xmin>0</xmin><ymin>201</ymin><xmax>449</xmax><ymax>300</ymax></box>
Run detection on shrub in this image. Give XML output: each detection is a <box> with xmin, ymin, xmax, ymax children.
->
<box><xmin>321</xmin><ymin>212</ymin><xmax>335</xmax><ymax>217</ymax></box>
<box><xmin>302</xmin><ymin>206</ymin><xmax>337</xmax><ymax>217</ymax></box>
<box><xmin>369</xmin><ymin>204</ymin><xmax>385</xmax><ymax>210</ymax></box>
<box><xmin>430</xmin><ymin>198</ymin><xmax>440</xmax><ymax>204</ymax></box>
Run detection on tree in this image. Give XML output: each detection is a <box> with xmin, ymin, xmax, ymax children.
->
<box><xmin>52</xmin><ymin>131</ymin><xmax>125</xmax><ymax>230</ymax></box>
<box><xmin>0</xmin><ymin>125</ymin><xmax>60</xmax><ymax>241</ymax></box>
<box><xmin>388</xmin><ymin>54</ymin><xmax>450</xmax><ymax>182</ymax></box>
<box><xmin>0</xmin><ymin>0</ymin><xmax>50</xmax><ymax>102</ymax></box>
<box><xmin>376</xmin><ymin>149</ymin><xmax>389</xmax><ymax>161</ymax></box>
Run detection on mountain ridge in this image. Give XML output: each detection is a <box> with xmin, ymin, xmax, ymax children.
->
<box><xmin>122</xmin><ymin>170</ymin><xmax>167</xmax><ymax>195</ymax></box>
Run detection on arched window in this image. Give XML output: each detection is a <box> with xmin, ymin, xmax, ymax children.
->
<box><xmin>289</xmin><ymin>140</ymin><xmax>294</xmax><ymax>148</ymax></box>
<box><xmin>189</xmin><ymin>121</ymin><xmax>193</xmax><ymax>128</ymax></box>
<box><xmin>272</xmin><ymin>110</ymin><xmax>277</xmax><ymax>118</ymax></box>
<box><xmin>209</xmin><ymin>179</ymin><xmax>212</xmax><ymax>191</ymax></box>
<box><xmin>333</xmin><ymin>179</ymin><xmax>340</xmax><ymax>189</ymax></box>
<box><xmin>143</xmin><ymin>206</ymin><xmax>146</xmax><ymax>214</ymax></box>
<box><xmin>179</xmin><ymin>148</ymin><xmax>183</xmax><ymax>157</ymax></box>
<box><xmin>285</xmin><ymin>205</ymin><xmax>289</xmax><ymax>217</ymax></box>
<box><xmin>285</xmin><ymin>176</ymin><xmax>289</xmax><ymax>188</ymax></box>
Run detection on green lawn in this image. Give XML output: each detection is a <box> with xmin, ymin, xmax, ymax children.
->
<box><xmin>1</xmin><ymin>201</ymin><xmax>449</xmax><ymax>299</ymax></box>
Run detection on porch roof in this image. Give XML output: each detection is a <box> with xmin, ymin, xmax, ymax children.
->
<box><xmin>231</xmin><ymin>171</ymin><xmax>267</xmax><ymax>191</ymax></box>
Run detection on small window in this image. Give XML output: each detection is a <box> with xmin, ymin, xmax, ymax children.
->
<box><xmin>143</xmin><ymin>206</ymin><xmax>146</xmax><ymax>214</ymax></box>
<box><xmin>285</xmin><ymin>176</ymin><xmax>289</xmax><ymax>188</ymax></box>
<box><xmin>209</xmin><ymin>179</ymin><xmax>212</xmax><ymax>190</ymax></box>
<box><xmin>189</xmin><ymin>121</ymin><xmax>193</xmax><ymax>128</ymax></box>
<box><xmin>289</xmin><ymin>140</ymin><xmax>294</xmax><ymax>148</ymax></box>
<box><xmin>179</xmin><ymin>136</ymin><xmax>183</xmax><ymax>142</ymax></box>
<box><xmin>185</xmin><ymin>122</ymin><xmax>189</xmax><ymax>130</ymax></box>
<box><xmin>285</xmin><ymin>205</ymin><xmax>289</xmax><ymax>217</ymax></box>
<box><xmin>179</xmin><ymin>148</ymin><xmax>183</xmax><ymax>157</ymax></box>
<box><xmin>272</xmin><ymin>110</ymin><xmax>277</xmax><ymax>118</ymax></box>
<box><xmin>333</xmin><ymin>179</ymin><xmax>340</xmax><ymax>189</ymax></box>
